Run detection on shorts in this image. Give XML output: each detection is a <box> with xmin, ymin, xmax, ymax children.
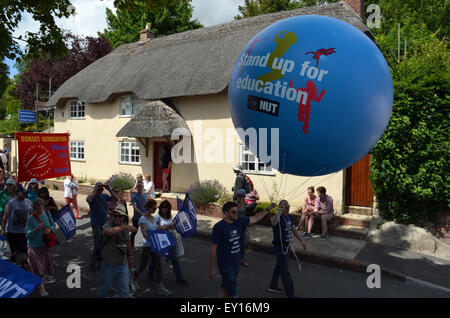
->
<box><xmin>162</xmin><ymin>168</ymin><xmax>171</xmax><ymax>175</ymax></box>
<box><xmin>6</xmin><ymin>232</ymin><xmax>27</xmax><ymax>254</ymax></box>
<box><xmin>219</xmin><ymin>268</ymin><xmax>239</xmax><ymax>298</ymax></box>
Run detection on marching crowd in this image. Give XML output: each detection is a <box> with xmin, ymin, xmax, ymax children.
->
<box><xmin>0</xmin><ymin>153</ymin><xmax>335</xmax><ymax>299</ymax></box>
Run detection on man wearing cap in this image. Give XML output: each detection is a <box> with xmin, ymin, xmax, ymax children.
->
<box><xmin>232</xmin><ymin>165</ymin><xmax>251</xmax><ymax>201</ymax></box>
<box><xmin>87</xmin><ymin>182</ymin><xmax>119</xmax><ymax>272</ymax></box>
<box><xmin>97</xmin><ymin>204</ymin><xmax>137</xmax><ymax>298</ymax></box>
<box><xmin>26</xmin><ymin>178</ymin><xmax>39</xmax><ymax>202</ymax></box>
<box><xmin>1</xmin><ymin>184</ymin><xmax>32</xmax><ymax>268</ymax></box>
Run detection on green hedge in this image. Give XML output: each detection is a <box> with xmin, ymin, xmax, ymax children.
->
<box><xmin>369</xmin><ymin>25</ymin><xmax>449</xmax><ymax>227</ymax></box>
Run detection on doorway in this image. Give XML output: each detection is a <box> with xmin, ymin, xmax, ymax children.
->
<box><xmin>153</xmin><ymin>141</ymin><xmax>171</xmax><ymax>191</ymax></box>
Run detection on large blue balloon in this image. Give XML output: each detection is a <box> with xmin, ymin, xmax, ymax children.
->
<box><xmin>228</xmin><ymin>15</ymin><xmax>393</xmax><ymax>176</ymax></box>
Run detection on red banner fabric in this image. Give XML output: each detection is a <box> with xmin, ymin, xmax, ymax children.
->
<box><xmin>16</xmin><ymin>132</ymin><xmax>71</xmax><ymax>182</ymax></box>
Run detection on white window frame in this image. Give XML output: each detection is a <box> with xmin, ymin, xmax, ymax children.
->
<box><xmin>119</xmin><ymin>141</ymin><xmax>141</xmax><ymax>165</ymax></box>
<box><xmin>70</xmin><ymin>141</ymin><xmax>85</xmax><ymax>161</ymax></box>
<box><xmin>239</xmin><ymin>144</ymin><xmax>275</xmax><ymax>176</ymax></box>
<box><xmin>69</xmin><ymin>100</ymin><xmax>85</xmax><ymax>119</ymax></box>
<box><xmin>120</xmin><ymin>95</ymin><xmax>141</xmax><ymax>117</ymax></box>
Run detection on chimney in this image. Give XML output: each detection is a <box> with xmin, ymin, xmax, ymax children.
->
<box><xmin>139</xmin><ymin>23</ymin><xmax>155</xmax><ymax>42</ymax></box>
<box><xmin>343</xmin><ymin>0</ymin><xmax>364</xmax><ymax>21</ymax></box>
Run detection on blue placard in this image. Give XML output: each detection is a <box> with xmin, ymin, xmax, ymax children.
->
<box><xmin>173</xmin><ymin>193</ymin><xmax>197</xmax><ymax>238</ymax></box>
<box><xmin>18</xmin><ymin>110</ymin><xmax>36</xmax><ymax>123</ymax></box>
<box><xmin>146</xmin><ymin>230</ymin><xmax>176</xmax><ymax>256</ymax></box>
<box><xmin>52</xmin><ymin>205</ymin><xmax>76</xmax><ymax>240</ymax></box>
<box><xmin>0</xmin><ymin>260</ymin><xmax>42</xmax><ymax>298</ymax></box>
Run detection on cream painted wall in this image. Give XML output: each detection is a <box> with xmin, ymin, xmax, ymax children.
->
<box><xmin>54</xmin><ymin>97</ymin><xmax>154</xmax><ymax>182</ymax></box>
<box><xmin>171</xmin><ymin>94</ymin><xmax>344</xmax><ymax>210</ymax></box>
<box><xmin>53</xmin><ymin>93</ymin><xmax>344</xmax><ymax>210</ymax></box>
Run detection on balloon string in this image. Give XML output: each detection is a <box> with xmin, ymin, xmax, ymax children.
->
<box><xmin>284</xmin><ymin>166</ymin><xmax>327</xmax><ymax>200</ymax></box>
<box><xmin>286</xmin><ymin>170</ymin><xmax>339</xmax><ymax>202</ymax></box>
<box><xmin>276</xmin><ymin>152</ymin><xmax>286</xmax><ymax>202</ymax></box>
<box><xmin>256</xmin><ymin>172</ymin><xmax>271</xmax><ymax>203</ymax></box>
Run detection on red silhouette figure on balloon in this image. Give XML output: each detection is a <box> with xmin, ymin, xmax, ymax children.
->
<box><xmin>289</xmin><ymin>80</ymin><xmax>326</xmax><ymax>135</ymax></box>
<box><xmin>305</xmin><ymin>48</ymin><xmax>336</xmax><ymax>67</ymax></box>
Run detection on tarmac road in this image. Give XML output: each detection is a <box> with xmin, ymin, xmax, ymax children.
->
<box><xmin>28</xmin><ymin>216</ymin><xmax>449</xmax><ymax>299</ymax></box>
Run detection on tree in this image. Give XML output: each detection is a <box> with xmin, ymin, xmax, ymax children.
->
<box><xmin>14</xmin><ymin>33</ymin><xmax>112</xmax><ymax>109</ymax></box>
<box><xmin>102</xmin><ymin>0</ymin><xmax>203</xmax><ymax>48</ymax></box>
<box><xmin>365</xmin><ymin>0</ymin><xmax>449</xmax><ymax>41</ymax></box>
<box><xmin>369</xmin><ymin>21</ymin><xmax>450</xmax><ymax>227</ymax></box>
<box><xmin>234</xmin><ymin>0</ymin><xmax>339</xmax><ymax>19</ymax></box>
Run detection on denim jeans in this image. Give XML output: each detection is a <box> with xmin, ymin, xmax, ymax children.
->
<box><xmin>97</xmin><ymin>260</ymin><xmax>130</xmax><ymax>298</ymax></box>
<box><xmin>219</xmin><ymin>267</ymin><xmax>239</xmax><ymax>298</ymax></box>
<box><xmin>90</xmin><ymin>225</ymin><xmax>103</xmax><ymax>267</ymax></box>
<box><xmin>270</xmin><ymin>244</ymin><xmax>295</xmax><ymax>298</ymax></box>
<box><xmin>240</xmin><ymin>230</ymin><xmax>249</xmax><ymax>262</ymax></box>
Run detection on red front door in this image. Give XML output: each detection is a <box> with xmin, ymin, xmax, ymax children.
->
<box><xmin>153</xmin><ymin>141</ymin><xmax>171</xmax><ymax>190</ymax></box>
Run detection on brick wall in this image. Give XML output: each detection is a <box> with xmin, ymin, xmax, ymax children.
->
<box><xmin>344</xmin><ymin>0</ymin><xmax>364</xmax><ymax>20</ymax></box>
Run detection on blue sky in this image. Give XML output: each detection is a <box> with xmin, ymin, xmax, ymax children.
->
<box><xmin>4</xmin><ymin>0</ymin><xmax>244</xmax><ymax>78</ymax></box>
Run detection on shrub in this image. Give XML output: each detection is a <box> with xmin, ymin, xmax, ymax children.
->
<box><xmin>88</xmin><ymin>178</ymin><xmax>97</xmax><ymax>186</ymax></box>
<box><xmin>187</xmin><ymin>179</ymin><xmax>227</xmax><ymax>204</ymax></box>
<box><xmin>77</xmin><ymin>175</ymin><xmax>88</xmax><ymax>183</ymax></box>
<box><xmin>217</xmin><ymin>191</ymin><xmax>234</xmax><ymax>207</ymax></box>
<box><xmin>105</xmin><ymin>172</ymin><xmax>134</xmax><ymax>191</ymax></box>
<box><xmin>52</xmin><ymin>184</ymin><xmax>59</xmax><ymax>190</ymax></box>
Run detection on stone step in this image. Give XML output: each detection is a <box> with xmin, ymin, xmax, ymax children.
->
<box><xmin>346</xmin><ymin>205</ymin><xmax>373</xmax><ymax>216</ymax></box>
<box><xmin>339</xmin><ymin>213</ymin><xmax>371</xmax><ymax>228</ymax></box>
<box><xmin>329</xmin><ymin>224</ymin><xmax>369</xmax><ymax>240</ymax></box>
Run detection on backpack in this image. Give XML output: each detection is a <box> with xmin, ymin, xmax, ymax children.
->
<box><xmin>245</xmin><ymin>175</ymin><xmax>254</xmax><ymax>192</ymax></box>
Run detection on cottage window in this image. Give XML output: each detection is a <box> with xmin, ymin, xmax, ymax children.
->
<box><xmin>121</xmin><ymin>96</ymin><xmax>141</xmax><ymax>117</ymax></box>
<box><xmin>70</xmin><ymin>101</ymin><xmax>85</xmax><ymax>119</ymax></box>
<box><xmin>70</xmin><ymin>141</ymin><xmax>85</xmax><ymax>161</ymax></box>
<box><xmin>120</xmin><ymin>141</ymin><xmax>141</xmax><ymax>164</ymax></box>
<box><xmin>240</xmin><ymin>144</ymin><xmax>274</xmax><ymax>175</ymax></box>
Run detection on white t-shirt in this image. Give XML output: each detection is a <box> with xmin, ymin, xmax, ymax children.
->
<box><xmin>143</xmin><ymin>180</ymin><xmax>155</xmax><ymax>199</ymax></box>
<box><xmin>64</xmin><ymin>178</ymin><xmax>72</xmax><ymax>198</ymax></box>
<box><xmin>154</xmin><ymin>213</ymin><xmax>173</xmax><ymax>228</ymax></box>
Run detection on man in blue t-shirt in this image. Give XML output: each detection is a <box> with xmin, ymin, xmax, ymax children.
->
<box><xmin>130</xmin><ymin>181</ymin><xmax>147</xmax><ymax>248</ymax></box>
<box><xmin>269</xmin><ymin>200</ymin><xmax>306</xmax><ymax>298</ymax></box>
<box><xmin>209</xmin><ymin>201</ymin><xmax>275</xmax><ymax>298</ymax></box>
<box><xmin>86</xmin><ymin>182</ymin><xmax>119</xmax><ymax>271</ymax></box>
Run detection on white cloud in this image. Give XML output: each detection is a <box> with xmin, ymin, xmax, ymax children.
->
<box><xmin>6</xmin><ymin>0</ymin><xmax>244</xmax><ymax>76</ymax></box>
<box><xmin>191</xmin><ymin>0</ymin><xmax>244</xmax><ymax>27</ymax></box>
<box><xmin>54</xmin><ymin>0</ymin><xmax>116</xmax><ymax>37</ymax></box>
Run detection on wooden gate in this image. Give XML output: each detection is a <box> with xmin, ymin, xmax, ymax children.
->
<box><xmin>345</xmin><ymin>154</ymin><xmax>374</xmax><ymax>208</ymax></box>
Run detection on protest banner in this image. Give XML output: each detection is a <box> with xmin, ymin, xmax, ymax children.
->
<box><xmin>16</xmin><ymin>132</ymin><xmax>71</xmax><ymax>182</ymax></box>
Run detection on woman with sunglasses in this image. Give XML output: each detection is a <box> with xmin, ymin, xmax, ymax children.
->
<box><xmin>133</xmin><ymin>198</ymin><xmax>172</xmax><ymax>296</ymax></box>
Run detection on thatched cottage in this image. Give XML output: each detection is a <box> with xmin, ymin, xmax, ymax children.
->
<box><xmin>44</xmin><ymin>0</ymin><xmax>374</xmax><ymax>211</ymax></box>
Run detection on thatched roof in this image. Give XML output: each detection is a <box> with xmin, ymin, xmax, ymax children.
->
<box><xmin>116</xmin><ymin>100</ymin><xmax>189</xmax><ymax>138</ymax></box>
<box><xmin>47</xmin><ymin>1</ymin><xmax>371</xmax><ymax>107</ymax></box>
